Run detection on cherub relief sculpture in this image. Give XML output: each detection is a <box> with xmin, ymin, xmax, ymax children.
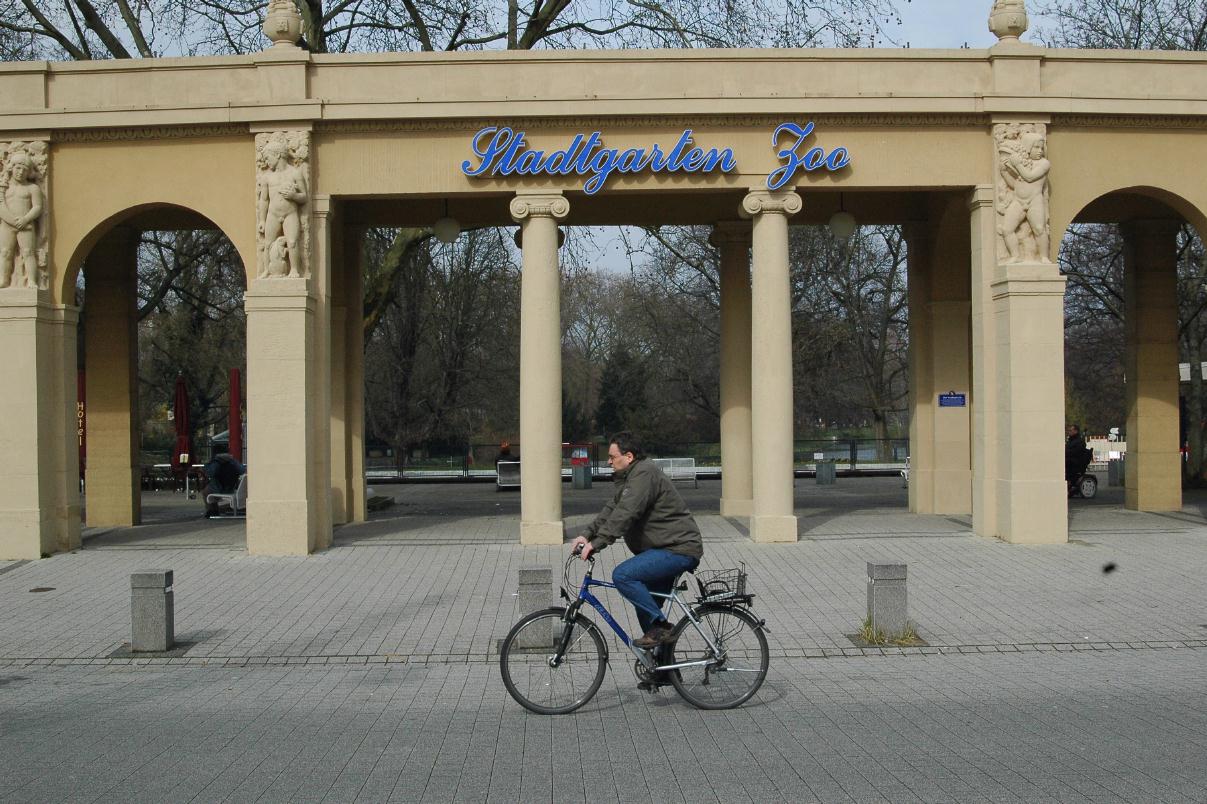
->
<box><xmin>994</xmin><ymin>123</ymin><xmax>1052</xmax><ymax>264</ymax></box>
<box><xmin>255</xmin><ymin>131</ymin><xmax>310</xmax><ymax>279</ymax></box>
<box><xmin>0</xmin><ymin>141</ymin><xmax>49</xmax><ymax>290</ymax></box>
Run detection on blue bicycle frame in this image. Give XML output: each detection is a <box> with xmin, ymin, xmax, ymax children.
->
<box><xmin>568</xmin><ymin>563</ymin><xmax>722</xmax><ymax>673</ymax></box>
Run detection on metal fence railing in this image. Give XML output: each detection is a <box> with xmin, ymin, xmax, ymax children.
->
<box><xmin>363</xmin><ymin>438</ymin><xmax>909</xmax><ymax>481</ymax></box>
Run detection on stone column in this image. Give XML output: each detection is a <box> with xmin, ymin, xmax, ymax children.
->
<box><xmin>0</xmin><ymin>289</ymin><xmax>80</xmax><ymax>559</ymax></box>
<box><xmin>907</xmin><ymin>199</ymin><xmax>973</xmax><ymax>516</ymax></box>
<box><xmin>1123</xmin><ymin>220</ymin><xmax>1182</xmax><ymax>512</ymax></box>
<box><xmin>245</xmin><ymin>128</ymin><xmax>330</xmax><ymax>555</ymax></box>
<box><xmin>511</xmin><ymin>193</ymin><xmax>569</xmax><ymax>546</ymax></box>
<box><xmin>711</xmin><ymin>222</ymin><xmax>753</xmax><ymax>517</ymax></box>
<box><xmin>331</xmin><ymin>225</ymin><xmax>366</xmax><ymax>524</ymax></box>
<box><xmin>83</xmin><ymin>227</ymin><xmax>140</xmax><ymax>527</ymax></box>
<box><xmin>969</xmin><ymin>186</ymin><xmax>999</xmax><ymax>538</ymax></box>
<box><xmin>740</xmin><ymin>189</ymin><xmax>801</xmax><ymax>543</ymax></box>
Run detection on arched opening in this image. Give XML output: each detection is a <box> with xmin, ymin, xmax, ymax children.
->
<box><xmin>70</xmin><ymin>204</ymin><xmax>248</xmax><ymax>546</ymax></box>
<box><xmin>1058</xmin><ymin>187</ymin><xmax>1207</xmax><ymax>519</ymax></box>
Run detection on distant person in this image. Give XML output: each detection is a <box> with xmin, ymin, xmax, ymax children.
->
<box><xmin>496</xmin><ymin>441</ymin><xmax>515</xmax><ymax>467</ymax></box>
<box><xmin>202</xmin><ymin>452</ymin><xmax>244</xmax><ymax>517</ymax></box>
<box><xmin>570</xmin><ymin>431</ymin><xmax>703</xmax><ymax>653</ymax></box>
<box><xmin>1065</xmin><ymin>424</ymin><xmax>1091</xmax><ymax>493</ymax></box>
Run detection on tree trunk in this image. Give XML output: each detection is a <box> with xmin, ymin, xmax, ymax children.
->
<box><xmin>1187</xmin><ymin>332</ymin><xmax>1204</xmax><ymax>485</ymax></box>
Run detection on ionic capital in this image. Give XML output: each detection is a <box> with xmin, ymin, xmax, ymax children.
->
<box><xmin>510</xmin><ymin>193</ymin><xmax>570</xmax><ymax>223</ymax></box>
<box><xmin>740</xmin><ymin>190</ymin><xmax>802</xmax><ymax>219</ymax></box>
<box><xmin>709</xmin><ymin>221</ymin><xmax>752</xmax><ymax>250</ymax></box>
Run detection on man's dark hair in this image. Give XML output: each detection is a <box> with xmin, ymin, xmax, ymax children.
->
<box><xmin>609</xmin><ymin>431</ymin><xmax>644</xmax><ymax>460</ymax></box>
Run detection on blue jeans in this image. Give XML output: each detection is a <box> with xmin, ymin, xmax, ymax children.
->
<box><xmin>612</xmin><ymin>549</ymin><xmax>699</xmax><ymax>634</ymax></box>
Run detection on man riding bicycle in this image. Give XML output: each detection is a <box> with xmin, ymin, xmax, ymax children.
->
<box><xmin>569</xmin><ymin>431</ymin><xmax>703</xmax><ymax>650</ymax></box>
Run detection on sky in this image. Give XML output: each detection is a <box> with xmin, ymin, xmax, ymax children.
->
<box><xmin>895</xmin><ymin>0</ymin><xmax>1049</xmax><ymax>49</ymax></box>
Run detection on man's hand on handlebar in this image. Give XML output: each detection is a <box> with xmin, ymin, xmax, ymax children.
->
<box><xmin>569</xmin><ymin>535</ymin><xmax>594</xmax><ymax>561</ymax></box>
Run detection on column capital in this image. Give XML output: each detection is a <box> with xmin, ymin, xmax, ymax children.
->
<box><xmin>510</xmin><ymin>193</ymin><xmax>570</xmax><ymax>222</ymax></box>
<box><xmin>740</xmin><ymin>189</ymin><xmax>802</xmax><ymax>220</ymax></box>
<box><xmin>709</xmin><ymin>220</ymin><xmax>751</xmax><ymax>249</ymax></box>
<box><xmin>968</xmin><ymin>185</ymin><xmax>996</xmax><ymax>212</ymax></box>
<box><xmin>312</xmin><ymin>194</ymin><xmax>332</xmax><ymax>218</ymax></box>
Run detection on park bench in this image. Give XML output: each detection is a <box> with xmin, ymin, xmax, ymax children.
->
<box><xmin>652</xmin><ymin>457</ymin><xmax>698</xmax><ymax>488</ymax></box>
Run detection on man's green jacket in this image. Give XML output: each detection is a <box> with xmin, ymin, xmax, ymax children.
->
<box><xmin>585</xmin><ymin>458</ymin><xmax>703</xmax><ymax>559</ymax></box>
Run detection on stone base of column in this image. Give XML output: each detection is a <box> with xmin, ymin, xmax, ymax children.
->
<box><xmin>750</xmin><ymin>515</ymin><xmax>797</xmax><ymax>543</ymax></box>
<box><xmin>1125</xmin><ymin>451</ymin><xmax>1182</xmax><ymax>511</ymax></box>
<box><xmin>995</xmin><ymin>479</ymin><xmax>1067</xmax><ymax>544</ymax></box>
<box><xmin>521</xmin><ymin>520</ymin><xmax>564</xmax><ymax>546</ymax></box>
<box><xmin>246</xmin><ymin>500</ymin><xmax>314</xmax><ymax>556</ymax></box>
<box><xmin>0</xmin><ymin>510</ymin><xmax>52</xmax><ymax>559</ymax></box>
<box><xmin>933</xmin><ymin>469</ymin><xmax>972</xmax><ymax>515</ymax></box>
<box><xmin>720</xmin><ymin>497</ymin><xmax>753</xmax><ymax>517</ymax></box>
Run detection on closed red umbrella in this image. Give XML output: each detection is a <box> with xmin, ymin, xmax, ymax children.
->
<box><xmin>171</xmin><ymin>374</ymin><xmax>192</xmax><ymax>473</ymax></box>
<box><xmin>229</xmin><ymin>368</ymin><xmax>242</xmax><ymax>462</ymax></box>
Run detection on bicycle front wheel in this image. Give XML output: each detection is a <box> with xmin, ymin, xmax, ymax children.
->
<box><xmin>499</xmin><ymin>607</ymin><xmax>607</xmax><ymax>715</ymax></box>
<box><xmin>667</xmin><ymin>605</ymin><xmax>769</xmax><ymax>710</ymax></box>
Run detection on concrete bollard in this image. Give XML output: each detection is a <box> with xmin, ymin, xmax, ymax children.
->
<box><xmin>515</xmin><ymin>566</ymin><xmax>554</xmax><ymax>648</ymax></box>
<box><xmin>131</xmin><ymin>570</ymin><xmax>174</xmax><ymax>652</ymax></box>
<box><xmin>866</xmin><ymin>562</ymin><xmax>907</xmax><ymax>640</ymax></box>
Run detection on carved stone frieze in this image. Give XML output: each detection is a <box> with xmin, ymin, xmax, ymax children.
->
<box><xmin>509</xmin><ymin>194</ymin><xmax>570</xmax><ymax>222</ymax></box>
<box><xmin>993</xmin><ymin>121</ymin><xmax>1051</xmax><ymax>264</ymax></box>
<box><xmin>740</xmin><ymin>190</ymin><xmax>802</xmax><ymax>219</ymax></box>
<box><xmin>255</xmin><ymin>130</ymin><xmax>311</xmax><ymax>279</ymax></box>
<box><xmin>54</xmin><ymin>125</ymin><xmax>247</xmax><ymax>142</ymax></box>
<box><xmin>0</xmin><ymin>140</ymin><xmax>49</xmax><ymax>290</ymax></box>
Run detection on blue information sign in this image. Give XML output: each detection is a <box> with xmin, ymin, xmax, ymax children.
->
<box><xmin>938</xmin><ymin>393</ymin><xmax>967</xmax><ymax>408</ymax></box>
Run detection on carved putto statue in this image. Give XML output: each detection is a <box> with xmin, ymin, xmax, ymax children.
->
<box><xmin>255</xmin><ymin>131</ymin><xmax>310</xmax><ymax>279</ymax></box>
<box><xmin>994</xmin><ymin>123</ymin><xmax>1052</xmax><ymax>264</ymax></box>
<box><xmin>0</xmin><ymin>141</ymin><xmax>49</xmax><ymax>290</ymax></box>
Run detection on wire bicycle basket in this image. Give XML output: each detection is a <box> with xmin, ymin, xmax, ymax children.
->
<box><xmin>695</xmin><ymin>564</ymin><xmax>748</xmax><ymax>602</ymax></box>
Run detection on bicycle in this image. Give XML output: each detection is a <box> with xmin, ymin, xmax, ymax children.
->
<box><xmin>499</xmin><ymin>550</ymin><xmax>770</xmax><ymax>714</ymax></box>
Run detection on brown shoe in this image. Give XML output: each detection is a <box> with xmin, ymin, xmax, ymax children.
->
<box><xmin>633</xmin><ymin>622</ymin><xmax>673</xmax><ymax>649</ymax></box>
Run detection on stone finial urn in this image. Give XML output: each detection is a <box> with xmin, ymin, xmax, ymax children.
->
<box><xmin>263</xmin><ymin>0</ymin><xmax>303</xmax><ymax>48</ymax></box>
<box><xmin>989</xmin><ymin>0</ymin><xmax>1029</xmax><ymax>42</ymax></box>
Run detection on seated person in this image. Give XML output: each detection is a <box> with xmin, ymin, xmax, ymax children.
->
<box><xmin>202</xmin><ymin>452</ymin><xmax>244</xmax><ymax>516</ymax></box>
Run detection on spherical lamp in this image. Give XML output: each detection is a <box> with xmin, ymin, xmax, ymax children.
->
<box><xmin>828</xmin><ymin>210</ymin><xmax>857</xmax><ymax>241</ymax></box>
<box><xmin>432</xmin><ymin>216</ymin><xmax>460</xmax><ymax>244</ymax></box>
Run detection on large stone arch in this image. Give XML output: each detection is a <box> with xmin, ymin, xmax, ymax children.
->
<box><xmin>51</xmin><ymin>135</ymin><xmax>257</xmax><ymax>304</ymax></box>
<box><xmin>1055</xmin><ymin>184</ymin><xmax>1202</xmax><ymax>514</ymax></box>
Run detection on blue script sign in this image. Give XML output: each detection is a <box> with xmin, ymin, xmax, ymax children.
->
<box><xmin>938</xmin><ymin>393</ymin><xmax>967</xmax><ymax>408</ymax></box>
<box><xmin>462</xmin><ymin>127</ymin><xmax>737</xmax><ymax>195</ymax></box>
<box><xmin>460</xmin><ymin>122</ymin><xmax>850</xmax><ymax>195</ymax></box>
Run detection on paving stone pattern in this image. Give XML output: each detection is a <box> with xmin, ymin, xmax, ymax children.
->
<box><xmin>1</xmin><ymin>650</ymin><xmax>1204</xmax><ymax>803</ymax></box>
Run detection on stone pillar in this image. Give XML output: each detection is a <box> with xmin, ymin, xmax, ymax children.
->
<box><xmin>83</xmin><ymin>227</ymin><xmax>140</xmax><ymax>527</ymax></box>
<box><xmin>991</xmin><ymin>261</ymin><xmax>1067</xmax><ymax>543</ymax></box>
<box><xmin>985</xmin><ymin>121</ymin><xmax>1067</xmax><ymax>544</ymax></box>
<box><xmin>0</xmin><ymin>289</ymin><xmax>80</xmax><ymax>559</ymax></box>
<box><xmin>245</xmin><ymin>128</ymin><xmax>329</xmax><ymax>555</ymax></box>
<box><xmin>1123</xmin><ymin>220</ymin><xmax>1182</xmax><ymax>512</ymax></box>
<box><xmin>906</xmin><ymin>198</ymin><xmax>973</xmax><ymax>516</ymax></box>
<box><xmin>310</xmin><ymin>196</ymin><xmax>334</xmax><ymax>548</ymax></box>
<box><xmin>969</xmin><ymin>186</ymin><xmax>999</xmax><ymax>538</ymax></box>
<box><xmin>511</xmin><ymin>193</ymin><xmax>569</xmax><ymax>546</ymax></box>
<box><xmin>740</xmin><ymin>189</ymin><xmax>801</xmax><ymax>543</ymax></box>
<box><xmin>711</xmin><ymin>222</ymin><xmax>753</xmax><ymax>517</ymax></box>
<box><xmin>331</xmin><ymin>225</ymin><xmax>366</xmax><ymax>524</ymax></box>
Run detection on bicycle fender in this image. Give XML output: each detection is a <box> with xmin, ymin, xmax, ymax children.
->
<box><xmin>693</xmin><ymin>603</ymin><xmax>770</xmax><ymax>633</ymax></box>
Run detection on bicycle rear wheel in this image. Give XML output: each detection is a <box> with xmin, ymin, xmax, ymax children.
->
<box><xmin>667</xmin><ymin>605</ymin><xmax>768</xmax><ymax>710</ymax></box>
<box><xmin>499</xmin><ymin>607</ymin><xmax>607</xmax><ymax>715</ymax></box>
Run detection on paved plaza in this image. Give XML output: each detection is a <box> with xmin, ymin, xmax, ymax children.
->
<box><xmin>2</xmin><ymin>478</ymin><xmax>1205</xmax><ymax>802</ymax></box>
